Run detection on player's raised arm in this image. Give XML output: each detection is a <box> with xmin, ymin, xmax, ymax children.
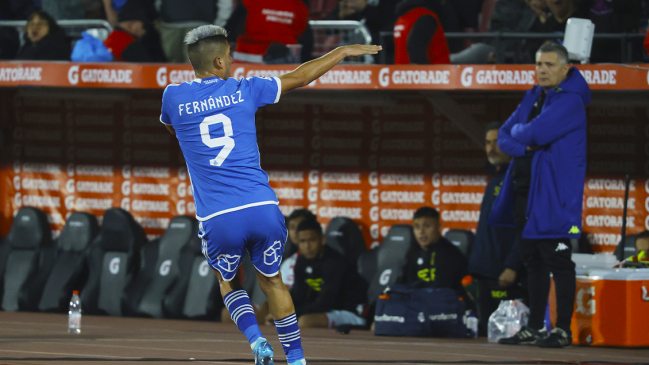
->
<box><xmin>278</xmin><ymin>44</ymin><xmax>381</xmax><ymax>95</ymax></box>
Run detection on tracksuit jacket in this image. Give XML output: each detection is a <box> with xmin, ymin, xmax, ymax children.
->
<box><xmin>489</xmin><ymin>67</ymin><xmax>591</xmax><ymax>239</ymax></box>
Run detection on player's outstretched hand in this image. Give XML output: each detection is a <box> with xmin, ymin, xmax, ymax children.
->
<box><xmin>342</xmin><ymin>44</ymin><xmax>382</xmax><ymax>57</ymax></box>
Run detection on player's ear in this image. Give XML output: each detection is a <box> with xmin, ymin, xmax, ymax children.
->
<box><xmin>214</xmin><ymin>56</ymin><xmax>222</xmax><ymax>70</ymax></box>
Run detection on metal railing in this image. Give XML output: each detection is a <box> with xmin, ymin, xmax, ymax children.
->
<box><xmin>379</xmin><ymin>31</ymin><xmax>647</xmax><ymax>64</ymax></box>
<box><xmin>309</xmin><ymin>20</ymin><xmax>373</xmax><ymax>64</ymax></box>
<box><xmin>0</xmin><ymin>19</ymin><xmax>113</xmax><ymax>43</ymax></box>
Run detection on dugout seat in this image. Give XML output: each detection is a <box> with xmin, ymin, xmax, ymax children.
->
<box><xmin>357</xmin><ymin>247</ymin><xmax>378</xmax><ymax>286</ymax></box>
<box><xmin>615</xmin><ymin>234</ymin><xmax>638</xmax><ymax>261</ymax></box>
<box><xmin>444</xmin><ymin>229</ymin><xmax>474</xmax><ymax>257</ymax></box>
<box><xmin>1</xmin><ymin>207</ymin><xmax>54</xmax><ymax>312</ymax></box>
<box><xmin>365</xmin><ymin>225</ymin><xmax>415</xmax><ymax>305</ymax></box>
<box><xmin>325</xmin><ymin>217</ymin><xmax>366</xmax><ymax>264</ymax></box>
<box><xmin>0</xmin><ymin>234</ymin><xmax>10</xmax><ymax>302</ymax></box>
<box><xmin>80</xmin><ymin>208</ymin><xmax>146</xmax><ymax>316</ymax></box>
<box><xmin>124</xmin><ymin>216</ymin><xmax>198</xmax><ymax>318</ymax></box>
<box><xmin>33</xmin><ymin>212</ymin><xmax>99</xmax><ymax>312</ymax></box>
<box><xmin>164</xmin><ymin>223</ymin><xmax>222</xmax><ymax>320</ymax></box>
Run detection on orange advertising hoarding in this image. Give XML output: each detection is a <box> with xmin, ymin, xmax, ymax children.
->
<box><xmin>1</xmin><ymin>62</ymin><xmax>648</xmax><ymax>90</ymax></box>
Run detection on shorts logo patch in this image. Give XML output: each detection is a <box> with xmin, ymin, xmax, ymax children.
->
<box><xmin>217</xmin><ymin>254</ymin><xmax>241</xmax><ymax>273</ymax></box>
<box><xmin>264</xmin><ymin>240</ymin><xmax>282</xmax><ymax>266</ymax></box>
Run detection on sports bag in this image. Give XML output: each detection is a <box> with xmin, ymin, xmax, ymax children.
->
<box><xmin>374</xmin><ymin>284</ymin><xmax>469</xmax><ymax>338</ymax></box>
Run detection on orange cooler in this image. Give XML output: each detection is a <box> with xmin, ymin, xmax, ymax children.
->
<box><xmin>571</xmin><ymin>269</ymin><xmax>649</xmax><ymax>346</ymax></box>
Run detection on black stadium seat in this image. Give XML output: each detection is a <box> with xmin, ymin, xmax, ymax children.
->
<box><xmin>444</xmin><ymin>229</ymin><xmax>474</xmax><ymax>257</ymax></box>
<box><xmin>325</xmin><ymin>217</ymin><xmax>366</xmax><ymax>263</ymax></box>
<box><xmin>35</xmin><ymin>212</ymin><xmax>99</xmax><ymax>312</ymax></box>
<box><xmin>80</xmin><ymin>208</ymin><xmax>146</xmax><ymax>316</ymax></box>
<box><xmin>357</xmin><ymin>247</ymin><xmax>378</xmax><ymax>286</ymax></box>
<box><xmin>0</xmin><ymin>234</ymin><xmax>11</xmax><ymax>301</ymax></box>
<box><xmin>164</xmin><ymin>222</ymin><xmax>221</xmax><ymax>320</ymax></box>
<box><xmin>364</xmin><ymin>224</ymin><xmax>415</xmax><ymax>305</ymax></box>
<box><xmin>124</xmin><ymin>216</ymin><xmax>198</xmax><ymax>318</ymax></box>
<box><xmin>1</xmin><ymin>207</ymin><xmax>54</xmax><ymax>311</ymax></box>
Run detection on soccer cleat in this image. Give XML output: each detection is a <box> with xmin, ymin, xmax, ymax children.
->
<box><xmin>535</xmin><ymin>328</ymin><xmax>572</xmax><ymax>348</ymax></box>
<box><xmin>289</xmin><ymin>360</ymin><xmax>306</xmax><ymax>365</ymax></box>
<box><xmin>251</xmin><ymin>338</ymin><xmax>274</xmax><ymax>365</ymax></box>
<box><xmin>498</xmin><ymin>326</ymin><xmax>546</xmax><ymax>345</ymax></box>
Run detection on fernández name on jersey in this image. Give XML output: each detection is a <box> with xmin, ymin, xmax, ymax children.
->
<box><xmin>177</xmin><ymin>90</ymin><xmax>245</xmax><ymax>116</ymax></box>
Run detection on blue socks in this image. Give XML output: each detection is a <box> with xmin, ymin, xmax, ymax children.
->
<box><xmin>223</xmin><ymin>290</ymin><xmax>262</xmax><ymax>346</ymax></box>
<box><xmin>225</xmin><ymin>291</ymin><xmax>305</xmax><ymax>363</ymax></box>
<box><xmin>275</xmin><ymin>313</ymin><xmax>304</xmax><ymax>363</ymax></box>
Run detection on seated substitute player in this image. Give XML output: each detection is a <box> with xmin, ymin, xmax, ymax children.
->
<box><xmin>160</xmin><ymin>25</ymin><xmax>380</xmax><ymax>365</ymax></box>
<box><xmin>401</xmin><ymin>207</ymin><xmax>470</xmax><ymax>301</ymax></box>
<box><xmin>287</xmin><ymin>218</ymin><xmax>367</xmax><ymax>328</ymax></box>
<box><xmin>280</xmin><ymin>209</ymin><xmax>318</xmax><ymax>289</ymax></box>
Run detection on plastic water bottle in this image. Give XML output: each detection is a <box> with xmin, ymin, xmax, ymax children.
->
<box><xmin>467</xmin><ymin>312</ymin><xmax>478</xmax><ymax>338</ymax></box>
<box><xmin>68</xmin><ymin>290</ymin><xmax>81</xmax><ymax>334</ymax></box>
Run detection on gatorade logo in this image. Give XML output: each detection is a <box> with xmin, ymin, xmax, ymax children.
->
<box><xmin>109</xmin><ymin>257</ymin><xmax>121</xmax><ymax>275</ymax></box>
<box><xmin>569</xmin><ymin>226</ymin><xmax>580</xmax><ymax>234</ymax></box>
<box><xmin>156</xmin><ymin>67</ymin><xmax>167</xmax><ymax>87</ymax></box>
<box><xmin>460</xmin><ymin>67</ymin><xmax>473</xmax><ymax>87</ymax></box>
<box><xmin>642</xmin><ymin>286</ymin><xmax>649</xmax><ymax>301</ymax></box>
<box><xmin>159</xmin><ymin>260</ymin><xmax>172</xmax><ymax>276</ymax></box>
<box><xmin>198</xmin><ymin>260</ymin><xmax>210</xmax><ymax>277</ymax></box>
<box><xmin>379</xmin><ymin>269</ymin><xmax>392</xmax><ymax>285</ymax></box>
<box><xmin>576</xmin><ymin>287</ymin><xmax>596</xmax><ymax>315</ymax></box>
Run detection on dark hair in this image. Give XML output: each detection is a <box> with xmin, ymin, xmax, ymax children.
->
<box><xmin>287</xmin><ymin>208</ymin><xmax>316</xmax><ymax>223</ymax></box>
<box><xmin>636</xmin><ymin>230</ymin><xmax>649</xmax><ymax>241</ymax></box>
<box><xmin>296</xmin><ymin>218</ymin><xmax>322</xmax><ymax>236</ymax></box>
<box><xmin>27</xmin><ymin>10</ymin><xmax>61</xmax><ymax>35</ymax></box>
<box><xmin>186</xmin><ymin>34</ymin><xmax>229</xmax><ymax>72</ymax></box>
<box><xmin>485</xmin><ymin>121</ymin><xmax>502</xmax><ymax>134</ymax></box>
<box><xmin>413</xmin><ymin>207</ymin><xmax>440</xmax><ymax>221</ymax></box>
<box><xmin>537</xmin><ymin>42</ymin><xmax>569</xmax><ymax>64</ymax></box>
<box><xmin>118</xmin><ymin>0</ymin><xmax>154</xmax><ymax>23</ymax></box>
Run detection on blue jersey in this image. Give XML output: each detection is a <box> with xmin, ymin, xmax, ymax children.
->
<box><xmin>160</xmin><ymin>76</ymin><xmax>282</xmax><ymax>221</ymax></box>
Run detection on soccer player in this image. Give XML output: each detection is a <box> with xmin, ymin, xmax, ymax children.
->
<box><xmin>160</xmin><ymin>25</ymin><xmax>380</xmax><ymax>365</ymax></box>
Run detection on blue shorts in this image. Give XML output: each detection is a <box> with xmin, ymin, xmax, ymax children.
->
<box><xmin>198</xmin><ymin>204</ymin><xmax>287</xmax><ymax>281</ymax></box>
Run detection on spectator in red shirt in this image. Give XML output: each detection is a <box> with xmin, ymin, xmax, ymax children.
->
<box><xmin>103</xmin><ymin>0</ymin><xmax>166</xmax><ymax>62</ymax></box>
<box><xmin>231</xmin><ymin>0</ymin><xmax>309</xmax><ymax>63</ymax></box>
<box><xmin>644</xmin><ymin>27</ymin><xmax>649</xmax><ymax>56</ymax></box>
<box><xmin>393</xmin><ymin>0</ymin><xmax>450</xmax><ymax>64</ymax></box>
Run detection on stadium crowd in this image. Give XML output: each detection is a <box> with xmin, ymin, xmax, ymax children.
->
<box><xmin>1</xmin><ymin>0</ymin><xmax>648</xmax><ymax>63</ymax></box>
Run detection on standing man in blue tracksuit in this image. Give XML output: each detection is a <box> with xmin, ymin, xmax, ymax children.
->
<box><xmin>490</xmin><ymin>42</ymin><xmax>590</xmax><ymax>348</ymax></box>
<box><xmin>469</xmin><ymin>121</ymin><xmax>525</xmax><ymax>337</ymax></box>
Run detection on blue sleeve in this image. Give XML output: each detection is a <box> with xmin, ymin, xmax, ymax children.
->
<box><xmin>511</xmin><ymin>93</ymin><xmax>584</xmax><ymax>147</ymax></box>
<box><xmin>160</xmin><ymin>86</ymin><xmax>172</xmax><ymax>125</ymax></box>
<box><xmin>245</xmin><ymin>76</ymin><xmax>282</xmax><ymax>108</ymax></box>
<box><xmin>498</xmin><ymin>102</ymin><xmax>527</xmax><ymax>157</ymax></box>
